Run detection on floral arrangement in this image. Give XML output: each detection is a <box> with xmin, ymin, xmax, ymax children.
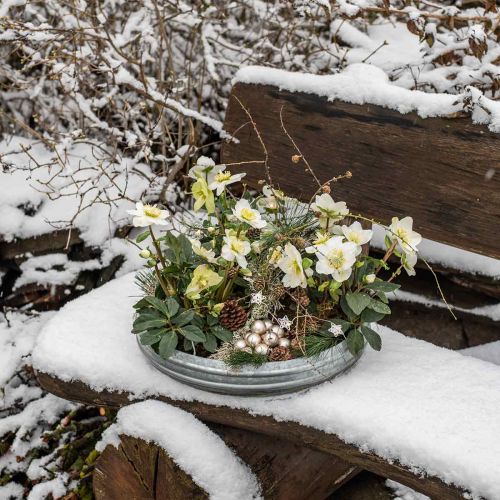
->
<box><xmin>129</xmin><ymin>156</ymin><xmax>421</xmax><ymax>365</ymax></box>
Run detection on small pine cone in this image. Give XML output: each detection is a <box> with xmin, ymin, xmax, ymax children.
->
<box><xmin>293</xmin><ymin>288</ymin><xmax>310</xmax><ymax>307</ymax></box>
<box><xmin>269</xmin><ymin>346</ymin><xmax>293</xmax><ymax>361</ymax></box>
<box><xmin>246</xmin><ymin>227</ymin><xmax>261</xmax><ymax>240</ymax></box>
<box><xmin>293</xmin><ymin>237</ymin><xmax>306</xmax><ymax>249</ymax></box>
<box><xmin>305</xmin><ymin>317</ymin><xmax>321</xmax><ymax>333</ymax></box>
<box><xmin>227</xmin><ymin>266</ymin><xmax>239</xmax><ymax>279</ymax></box>
<box><xmin>252</xmin><ymin>276</ymin><xmax>266</xmax><ymax>291</ymax></box>
<box><xmin>270</xmin><ymin>283</ymin><xmax>286</xmax><ymax>300</ymax></box>
<box><xmin>219</xmin><ymin>300</ymin><xmax>248</xmax><ymax>331</ymax></box>
<box><xmin>291</xmin><ymin>337</ymin><xmax>305</xmax><ymax>352</ymax></box>
<box><xmin>317</xmin><ymin>301</ymin><xmax>333</xmax><ymax>319</ymax></box>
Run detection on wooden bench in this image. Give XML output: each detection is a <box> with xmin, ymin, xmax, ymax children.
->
<box><xmin>34</xmin><ymin>71</ymin><xmax>500</xmax><ymax>499</ymax></box>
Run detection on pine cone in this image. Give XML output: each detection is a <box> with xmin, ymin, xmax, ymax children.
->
<box><xmin>270</xmin><ymin>283</ymin><xmax>286</xmax><ymax>301</ymax></box>
<box><xmin>291</xmin><ymin>337</ymin><xmax>305</xmax><ymax>352</ymax></box>
<box><xmin>317</xmin><ymin>301</ymin><xmax>333</xmax><ymax>319</ymax></box>
<box><xmin>292</xmin><ymin>237</ymin><xmax>306</xmax><ymax>249</ymax></box>
<box><xmin>269</xmin><ymin>346</ymin><xmax>293</xmax><ymax>361</ymax></box>
<box><xmin>292</xmin><ymin>288</ymin><xmax>310</xmax><ymax>307</ymax></box>
<box><xmin>252</xmin><ymin>276</ymin><xmax>266</xmax><ymax>291</ymax></box>
<box><xmin>305</xmin><ymin>317</ymin><xmax>321</xmax><ymax>333</ymax></box>
<box><xmin>219</xmin><ymin>300</ymin><xmax>248</xmax><ymax>331</ymax></box>
<box><xmin>246</xmin><ymin>227</ymin><xmax>261</xmax><ymax>240</ymax></box>
<box><xmin>227</xmin><ymin>266</ymin><xmax>239</xmax><ymax>279</ymax></box>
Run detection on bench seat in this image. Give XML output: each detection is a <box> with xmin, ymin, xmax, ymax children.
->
<box><xmin>32</xmin><ymin>273</ymin><xmax>500</xmax><ymax>499</ymax></box>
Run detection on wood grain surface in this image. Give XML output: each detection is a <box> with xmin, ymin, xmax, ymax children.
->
<box><xmin>221</xmin><ymin>83</ymin><xmax>500</xmax><ymax>259</ymax></box>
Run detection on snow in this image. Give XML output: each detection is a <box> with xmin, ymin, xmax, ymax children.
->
<box><xmin>97</xmin><ymin>400</ymin><xmax>262</xmax><ymax>500</ymax></box>
<box><xmin>234</xmin><ymin>64</ymin><xmax>500</xmax><ymax>132</ymax></box>
<box><xmin>371</xmin><ymin>225</ymin><xmax>500</xmax><ymax>279</ymax></box>
<box><xmin>462</xmin><ymin>342</ymin><xmax>500</xmax><ymax>366</ymax></box>
<box><xmin>386</xmin><ymin>479</ymin><xmax>429</xmax><ymax>500</ymax></box>
<box><xmin>33</xmin><ymin>273</ymin><xmax>500</xmax><ymax>499</ymax></box>
<box><xmin>26</xmin><ymin>474</ymin><xmax>70</xmax><ymax>500</ymax></box>
<box><xmin>0</xmin><ymin>136</ymin><xmax>155</xmax><ymax>245</ymax></box>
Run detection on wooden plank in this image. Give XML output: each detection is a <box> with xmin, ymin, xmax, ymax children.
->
<box><xmin>37</xmin><ymin>372</ymin><xmax>464</xmax><ymax>500</ymax></box>
<box><xmin>221</xmin><ymin>83</ymin><xmax>500</xmax><ymax>259</ymax></box>
<box><xmin>0</xmin><ymin>229</ymin><xmax>82</xmax><ymax>260</ymax></box>
<box><xmin>94</xmin><ymin>435</ymin><xmax>208</xmax><ymax>499</ymax></box>
<box><xmin>210</xmin><ymin>423</ymin><xmax>360</xmax><ymax>499</ymax></box>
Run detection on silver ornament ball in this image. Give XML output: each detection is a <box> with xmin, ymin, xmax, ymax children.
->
<box><xmin>235</xmin><ymin>339</ymin><xmax>248</xmax><ymax>350</ymax></box>
<box><xmin>271</xmin><ymin>325</ymin><xmax>286</xmax><ymax>338</ymax></box>
<box><xmin>246</xmin><ymin>333</ymin><xmax>262</xmax><ymax>347</ymax></box>
<box><xmin>262</xmin><ymin>331</ymin><xmax>279</xmax><ymax>347</ymax></box>
<box><xmin>251</xmin><ymin>320</ymin><xmax>267</xmax><ymax>335</ymax></box>
<box><xmin>264</xmin><ymin>319</ymin><xmax>273</xmax><ymax>330</ymax></box>
<box><xmin>254</xmin><ymin>343</ymin><xmax>269</xmax><ymax>356</ymax></box>
<box><xmin>278</xmin><ymin>338</ymin><xmax>291</xmax><ymax>348</ymax></box>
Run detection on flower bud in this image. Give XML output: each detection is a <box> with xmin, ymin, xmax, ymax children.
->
<box><xmin>291</xmin><ymin>154</ymin><xmax>301</xmax><ymax>163</ymax></box>
<box><xmin>139</xmin><ymin>249</ymin><xmax>151</xmax><ymax>259</ymax></box>
<box><xmin>147</xmin><ymin>259</ymin><xmax>157</xmax><ymax>268</ymax></box>
<box><xmin>365</xmin><ymin>273</ymin><xmax>376</xmax><ymax>284</ymax></box>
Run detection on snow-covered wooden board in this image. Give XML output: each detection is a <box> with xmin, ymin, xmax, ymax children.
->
<box><xmin>221</xmin><ymin>69</ymin><xmax>500</xmax><ymax>260</ymax></box>
<box><xmin>32</xmin><ymin>274</ymin><xmax>500</xmax><ymax>499</ymax></box>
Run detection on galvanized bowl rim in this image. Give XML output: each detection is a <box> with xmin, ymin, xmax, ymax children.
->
<box><xmin>137</xmin><ymin>336</ymin><xmax>361</xmax><ymax>376</ymax></box>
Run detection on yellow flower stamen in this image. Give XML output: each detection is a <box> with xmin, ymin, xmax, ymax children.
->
<box><xmin>215</xmin><ymin>171</ymin><xmax>232</xmax><ymax>182</ymax></box>
<box><xmin>143</xmin><ymin>204</ymin><xmax>162</xmax><ymax>218</ymax></box>
<box><xmin>328</xmin><ymin>250</ymin><xmax>345</xmax><ymax>269</ymax></box>
<box><xmin>240</xmin><ymin>208</ymin><xmax>256</xmax><ymax>221</ymax></box>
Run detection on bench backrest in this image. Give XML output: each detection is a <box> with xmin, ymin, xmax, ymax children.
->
<box><xmin>221</xmin><ymin>82</ymin><xmax>500</xmax><ymax>259</ymax></box>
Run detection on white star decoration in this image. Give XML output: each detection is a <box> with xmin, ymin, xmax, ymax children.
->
<box><xmin>250</xmin><ymin>291</ymin><xmax>264</xmax><ymax>305</ymax></box>
<box><xmin>277</xmin><ymin>315</ymin><xmax>292</xmax><ymax>330</ymax></box>
<box><xmin>328</xmin><ymin>323</ymin><xmax>344</xmax><ymax>337</ymax></box>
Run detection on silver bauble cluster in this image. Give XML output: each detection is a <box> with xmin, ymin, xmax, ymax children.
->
<box><xmin>236</xmin><ymin>318</ymin><xmax>290</xmax><ymax>355</ymax></box>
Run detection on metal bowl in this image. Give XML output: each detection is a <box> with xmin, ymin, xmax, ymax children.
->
<box><xmin>137</xmin><ymin>338</ymin><xmax>363</xmax><ymax>396</ymax></box>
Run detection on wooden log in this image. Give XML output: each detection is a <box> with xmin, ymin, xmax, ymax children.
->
<box><xmin>0</xmin><ymin>229</ymin><xmax>82</xmax><ymax>260</ymax></box>
<box><xmin>209</xmin><ymin>423</ymin><xmax>359</xmax><ymax>499</ymax></box>
<box><xmin>37</xmin><ymin>372</ymin><xmax>465</xmax><ymax>500</ymax></box>
<box><xmin>94</xmin><ymin>425</ymin><xmax>359</xmax><ymax>500</ymax></box>
<box><xmin>221</xmin><ymin>83</ymin><xmax>500</xmax><ymax>259</ymax></box>
<box><xmin>94</xmin><ymin>435</ymin><xmax>208</xmax><ymax>500</ymax></box>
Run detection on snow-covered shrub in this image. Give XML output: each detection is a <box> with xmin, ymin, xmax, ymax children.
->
<box><xmin>1</xmin><ymin>0</ymin><xmax>498</xmax><ymax>230</ymax></box>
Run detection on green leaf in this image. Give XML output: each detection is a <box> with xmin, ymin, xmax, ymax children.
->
<box><xmin>346</xmin><ymin>328</ymin><xmax>365</xmax><ymax>356</ymax></box>
<box><xmin>139</xmin><ymin>329</ymin><xmax>165</xmax><ymax>345</ymax></box>
<box><xmin>136</xmin><ymin>230</ymin><xmax>150</xmax><ymax>243</ymax></box>
<box><xmin>180</xmin><ymin>325</ymin><xmax>206</xmax><ymax>342</ymax></box>
<box><xmin>207</xmin><ymin>315</ymin><xmax>219</xmax><ymax>327</ymax></box>
<box><xmin>360</xmin><ymin>308</ymin><xmax>386</xmax><ymax>322</ymax></box>
<box><xmin>159</xmin><ymin>332</ymin><xmax>178</xmax><ymax>358</ymax></box>
<box><xmin>368</xmin><ymin>299</ymin><xmax>391</xmax><ymax>315</ymax></box>
<box><xmin>132</xmin><ymin>318</ymin><xmax>166</xmax><ymax>333</ymax></box>
<box><xmin>365</xmin><ymin>281</ymin><xmax>400</xmax><ymax>293</ymax></box>
<box><xmin>376</xmin><ymin>291</ymin><xmax>389</xmax><ymax>304</ymax></box>
<box><xmin>172</xmin><ymin>309</ymin><xmax>195</xmax><ymax>327</ymax></box>
<box><xmin>340</xmin><ymin>295</ymin><xmax>358</xmax><ymax>321</ymax></box>
<box><xmin>203</xmin><ymin>333</ymin><xmax>218</xmax><ymax>353</ymax></box>
<box><xmin>345</xmin><ymin>292</ymin><xmax>371</xmax><ymax>316</ymax></box>
<box><xmin>360</xmin><ymin>325</ymin><xmax>382</xmax><ymax>351</ymax></box>
<box><xmin>145</xmin><ymin>296</ymin><xmax>171</xmax><ymax>316</ymax></box>
<box><xmin>211</xmin><ymin>326</ymin><xmax>233</xmax><ymax>342</ymax></box>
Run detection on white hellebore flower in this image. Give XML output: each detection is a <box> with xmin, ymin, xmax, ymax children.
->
<box><xmin>315</xmin><ymin>236</ymin><xmax>358</xmax><ymax>282</ymax></box>
<box><xmin>402</xmin><ymin>251</ymin><xmax>418</xmax><ymax>276</ymax></box>
<box><xmin>389</xmin><ymin>217</ymin><xmax>422</xmax><ymax>255</ymax></box>
<box><xmin>277</xmin><ymin>243</ymin><xmax>307</xmax><ymax>288</ymax></box>
<box><xmin>127</xmin><ymin>202</ymin><xmax>169</xmax><ymax>227</ymax></box>
<box><xmin>221</xmin><ymin>230</ymin><xmax>251</xmax><ymax>269</ymax></box>
<box><xmin>310</xmin><ymin>194</ymin><xmax>349</xmax><ymax>231</ymax></box>
<box><xmin>188</xmin><ymin>156</ymin><xmax>224</xmax><ymax>184</ymax></box>
<box><xmin>233</xmin><ymin>199</ymin><xmax>267</xmax><ymax>229</ymax></box>
<box><xmin>208</xmin><ymin>169</ymin><xmax>246</xmax><ymax>195</ymax></box>
<box><xmin>190</xmin><ymin>238</ymin><xmax>217</xmax><ymax>264</ymax></box>
<box><xmin>341</xmin><ymin>221</ymin><xmax>373</xmax><ymax>255</ymax></box>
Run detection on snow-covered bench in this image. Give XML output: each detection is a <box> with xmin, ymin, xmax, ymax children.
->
<box><xmin>33</xmin><ymin>72</ymin><xmax>500</xmax><ymax>499</ymax></box>
<box><xmin>33</xmin><ymin>273</ymin><xmax>500</xmax><ymax>499</ymax></box>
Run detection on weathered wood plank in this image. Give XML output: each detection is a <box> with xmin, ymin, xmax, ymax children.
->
<box><xmin>210</xmin><ymin>423</ymin><xmax>360</xmax><ymax>499</ymax></box>
<box><xmin>221</xmin><ymin>83</ymin><xmax>500</xmax><ymax>259</ymax></box>
<box><xmin>37</xmin><ymin>372</ymin><xmax>464</xmax><ymax>500</ymax></box>
<box><xmin>94</xmin><ymin>435</ymin><xmax>208</xmax><ymax>499</ymax></box>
